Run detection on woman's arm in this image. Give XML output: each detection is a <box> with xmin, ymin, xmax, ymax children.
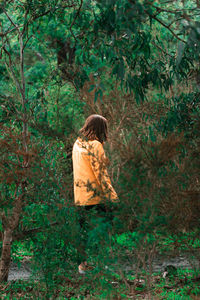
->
<box><xmin>89</xmin><ymin>141</ymin><xmax>118</xmax><ymax>201</ymax></box>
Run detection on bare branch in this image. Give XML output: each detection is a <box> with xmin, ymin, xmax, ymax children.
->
<box><xmin>127</xmin><ymin>0</ymin><xmax>187</xmax><ymax>43</ymax></box>
<box><xmin>3</xmin><ymin>47</ymin><xmax>23</xmax><ymax>96</ymax></box>
<box><xmin>0</xmin><ymin>28</ymin><xmax>17</xmax><ymax>37</ymax></box>
<box><xmin>7</xmin><ymin>222</ymin><xmax>59</xmax><ymax>241</ymax></box>
<box><xmin>3</xmin><ymin>10</ymin><xmax>20</xmax><ymax>32</ymax></box>
<box><xmin>151</xmin><ymin>41</ymin><xmax>174</xmax><ymax>58</ymax></box>
<box><xmin>22</xmin><ymin>6</ymin><xmax>30</xmax><ymax>36</ymax></box>
<box><xmin>23</xmin><ymin>34</ymin><xmax>33</xmax><ymax>50</ymax></box>
<box><xmin>146</xmin><ymin>11</ymin><xmax>186</xmax><ymax>44</ymax></box>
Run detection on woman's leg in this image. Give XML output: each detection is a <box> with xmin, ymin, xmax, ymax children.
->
<box><xmin>76</xmin><ymin>204</ymin><xmax>115</xmax><ymax>272</ymax></box>
<box><xmin>76</xmin><ymin>205</ymin><xmax>96</xmax><ymax>270</ymax></box>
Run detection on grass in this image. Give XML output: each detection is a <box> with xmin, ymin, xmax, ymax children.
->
<box><xmin>1</xmin><ymin>260</ymin><xmax>199</xmax><ymax>299</ymax></box>
<box><xmin>0</xmin><ymin>231</ymin><xmax>199</xmax><ymax>299</ymax></box>
<box><xmin>116</xmin><ymin>230</ymin><xmax>200</xmax><ymax>253</ymax></box>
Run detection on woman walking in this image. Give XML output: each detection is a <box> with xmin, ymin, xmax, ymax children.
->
<box><xmin>72</xmin><ymin>114</ymin><xmax>118</xmax><ymax>273</ymax></box>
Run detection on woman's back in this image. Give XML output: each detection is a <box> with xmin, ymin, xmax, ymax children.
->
<box><xmin>72</xmin><ymin>137</ymin><xmax>117</xmax><ymax>206</ymax></box>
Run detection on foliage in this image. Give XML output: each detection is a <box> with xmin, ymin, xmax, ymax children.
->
<box><xmin>0</xmin><ymin>0</ymin><xmax>200</xmax><ymax>297</ymax></box>
<box><xmin>0</xmin><ymin>254</ymin><xmax>199</xmax><ymax>299</ymax></box>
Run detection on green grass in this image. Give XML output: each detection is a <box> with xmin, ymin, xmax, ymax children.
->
<box><xmin>0</xmin><ymin>231</ymin><xmax>199</xmax><ymax>299</ymax></box>
<box><xmin>116</xmin><ymin>230</ymin><xmax>200</xmax><ymax>253</ymax></box>
<box><xmin>0</xmin><ymin>267</ymin><xmax>199</xmax><ymax>299</ymax></box>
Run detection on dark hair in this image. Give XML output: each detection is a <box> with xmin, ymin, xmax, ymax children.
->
<box><xmin>79</xmin><ymin>114</ymin><xmax>108</xmax><ymax>143</ymax></box>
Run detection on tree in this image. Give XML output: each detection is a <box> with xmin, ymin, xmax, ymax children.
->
<box><xmin>0</xmin><ymin>0</ymin><xmax>80</xmax><ymax>282</ymax></box>
<box><xmin>0</xmin><ymin>0</ymin><xmax>199</xmax><ymax>283</ymax></box>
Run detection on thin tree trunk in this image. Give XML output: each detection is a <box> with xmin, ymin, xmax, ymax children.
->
<box><xmin>0</xmin><ymin>194</ymin><xmax>22</xmax><ymax>281</ymax></box>
<box><xmin>0</xmin><ymin>229</ymin><xmax>12</xmax><ymax>282</ymax></box>
<box><xmin>0</xmin><ymin>21</ymin><xmax>27</xmax><ymax>281</ymax></box>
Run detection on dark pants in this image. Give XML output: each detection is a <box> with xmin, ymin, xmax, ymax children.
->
<box><xmin>76</xmin><ymin>204</ymin><xmax>114</xmax><ymax>264</ymax></box>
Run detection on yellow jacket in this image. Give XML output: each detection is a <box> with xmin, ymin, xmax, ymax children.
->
<box><xmin>72</xmin><ymin>138</ymin><xmax>118</xmax><ymax>206</ymax></box>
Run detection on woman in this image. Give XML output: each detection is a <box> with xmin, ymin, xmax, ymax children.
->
<box><xmin>72</xmin><ymin>114</ymin><xmax>118</xmax><ymax>273</ymax></box>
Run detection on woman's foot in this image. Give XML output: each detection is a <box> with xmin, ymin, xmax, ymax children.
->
<box><xmin>78</xmin><ymin>261</ymin><xmax>94</xmax><ymax>274</ymax></box>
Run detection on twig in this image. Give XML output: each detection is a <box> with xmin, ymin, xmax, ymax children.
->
<box><xmin>152</xmin><ymin>4</ymin><xmax>198</xmax><ymax>14</ymax></box>
<box><xmin>23</xmin><ymin>34</ymin><xmax>33</xmax><ymax>50</ymax></box>
<box><xmin>145</xmin><ymin>11</ymin><xmax>186</xmax><ymax>44</ymax></box>
<box><xmin>32</xmin><ymin>4</ymin><xmax>76</xmax><ymax>21</ymax></box>
<box><xmin>22</xmin><ymin>7</ymin><xmax>30</xmax><ymax>36</ymax></box>
<box><xmin>69</xmin><ymin>0</ymin><xmax>83</xmax><ymax>41</ymax></box>
<box><xmin>3</xmin><ymin>47</ymin><xmax>23</xmax><ymax>96</ymax></box>
<box><xmin>3</xmin><ymin>10</ymin><xmax>20</xmax><ymax>32</ymax></box>
<box><xmin>151</xmin><ymin>41</ymin><xmax>174</xmax><ymax>58</ymax></box>
<box><xmin>0</xmin><ymin>27</ymin><xmax>17</xmax><ymax>38</ymax></box>
<box><xmin>11</xmin><ymin>222</ymin><xmax>59</xmax><ymax>241</ymax></box>
<box><xmin>128</xmin><ymin>0</ymin><xmax>186</xmax><ymax>44</ymax></box>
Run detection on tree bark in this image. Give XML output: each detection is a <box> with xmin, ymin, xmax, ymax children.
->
<box><xmin>0</xmin><ymin>229</ymin><xmax>12</xmax><ymax>282</ymax></box>
<box><xmin>0</xmin><ymin>10</ymin><xmax>28</xmax><ymax>282</ymax></box>
<box><xmin>0</xmin><ymin>194</ymin><xmax>22</xmax><ymax>282</ymax></box>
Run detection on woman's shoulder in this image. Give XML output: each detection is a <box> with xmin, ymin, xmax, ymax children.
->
<box><xmin>89</xmin><ymin>139</ymin><xmax>101</xmax><ymax>145</ymax></box>
<box><xmin>74</xmin><ymin>137</ymin><xmax>101</xmax><ymax>149</ymax></box>
<box><xmin>88</xmin><ymin>139</ymin><xmax>103</xmax><ymax>150</ymax></box>
<box><xmin>74</xmin><ymin>137</ymin><xmax>104</xmax><ymax>152</ymax></box>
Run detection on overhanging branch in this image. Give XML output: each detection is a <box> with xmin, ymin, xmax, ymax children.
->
<box><xmin>145</xmin><ymin>10</ymin><xmax>186</xmax><ymax>44</ymax></box>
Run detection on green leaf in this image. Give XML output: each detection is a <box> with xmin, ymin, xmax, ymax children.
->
<box><xmin>176</xmin><ymin>42</ymin><xmax>186</xmax><ymax>66</ymax></box>
<box><xmin>94</xmin><ymin>89</ymin><xmax>99</xmax><ymax>103</ymax></box>
<box><xmin>88</xmin><ymin>84</ymin><xmax>95</xmax><ymax>92</ymax></box>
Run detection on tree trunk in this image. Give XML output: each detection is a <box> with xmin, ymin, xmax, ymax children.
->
<box><xmin>0</xmin><ymin>14</ymin><xmax>28</xmax><ymax>283</ymax></box>
<box><xmin>0</xmin><ymin>195</ymin><xmax>22</xmax><ymax>282</ymax></box>
<box><xmin>0</xmin><ymin>228</ymin><xmax>12</xmax><ymax>282</ymax></box>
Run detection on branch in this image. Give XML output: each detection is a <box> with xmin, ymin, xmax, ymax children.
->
<box><xmin>69</xmin><ymin>0</ymin><xmax>83</xmax><ymax>41</ymax></box>
<box><xmin>4</xmin><ymin>0</ymin><xmax>13</xmax><ymax>4</ymax></box>
<box><xmin>0</xmin><ymin>28</ymin><xmax>17</xmax><ymax>38</ymax></box>
<box><xmin>10</xmin><ymin>222</ymin><xmax>59</xmax><ymax>241</ymax></box>
<box><xmin>145</xmin><ymin>10</ymin><xmax>186</xmax><ymax>44</ymax></box>
<box><xmin>10</xmin><ymin>186</ymin><xmax>22</xmax><ymax>231</ymax></box>
<box><xmin>152</xmin><ymin>4</ymin><xmax>198</xmax><ymax>14</ymax></box>
<box><xmin>127</xmin><ymin>0</ymin><xmax>187</xmax><ymax>43</ymax></box>
<box><xmin>3</xmin><ymin>47</ymin><xmax>23</xmax><ymax>96</ymax></box>
<box><xmin>23</xmin><ymin>34</ymin><xmax>33</xmax><ymax>50</ymax></box>
<box><xmin>151</xmin><ymin>41</ymin><xmax>174</xmax><ymax>58</ymax></box>
<box><xmin>22</xmin><ymin>7</ymin><xmax>29</xmax><ymax>36</ymax></box>
<box><xmin>3</xmin><ymin>10</ymin><xmax>20</xmax><ymax>33</ymax></box>
<box><xmin>31</xmin><ymin>4</ymin><xmax>76</xmax><ymax>21</ymax></box>
<box><xmin>168</xmin><ymin>17</ymin><xmax>184</xmax><ymax>27</ymax></box>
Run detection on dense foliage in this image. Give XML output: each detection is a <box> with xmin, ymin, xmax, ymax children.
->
<box><xmin>0</xmin><ymin>0</ymin><xmax>200</xmax><ymax>298</ymax></box>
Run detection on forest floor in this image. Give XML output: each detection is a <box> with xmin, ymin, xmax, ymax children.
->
<box><xmin>0</xmin><ymin>252</ymin><xmax>199</xmax><ymax>299</ymax></box>
<box><xmin>7</xmin><ymin>252</ymin><xmax>199</xmax><ymax>281</ymax></box>
<box><xmin>1</xmin><ymin>231</ymin><xmax>200</xmax><ymax>299</ymax></box>
<box><xmin>1</xmin><ymin>267</ymin><xmax>200</xmax><ymax>299</ymax></box>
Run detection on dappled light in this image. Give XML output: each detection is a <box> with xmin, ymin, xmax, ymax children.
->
<box><xmin>0</xmin><ymin>0</ymin><xmax>200</xmax><ymax>298</ymax></box>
